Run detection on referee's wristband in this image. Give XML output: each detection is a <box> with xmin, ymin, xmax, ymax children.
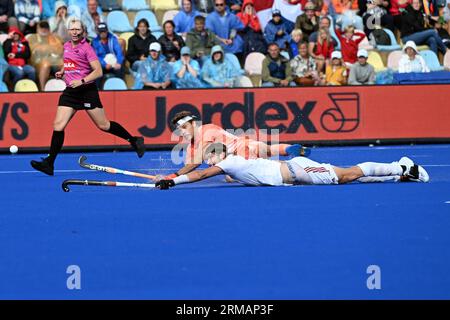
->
<box><xmin>81</xmin><ymin>78</ymin><xmax>85</xmax><ymax>84</ymax></box>
<box><xmin>173</xmin><ymin>175</ymin><xmax>189</xmax><ymax>185</ymax></box>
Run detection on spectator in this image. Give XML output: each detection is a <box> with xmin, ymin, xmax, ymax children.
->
<box><xmin>41</xmin><ymin>0</ymin><xmax>62</xmax><ymax>20</ymax></box>
<box><xmin>158</xmin><ymin>20</ymin><xmax>185</xmax><ymax>62</ymax></box>
<box><xmin>236</xmin><ymin>0</ymin><xmax>261</xmax><ymax>32</ymax></box>
<box><xmin>308</xmin><ymin>16</ymin><xmax>339</xmax><ymax>50</ymax></box>
<box><xmin>15</xmin><ymin>0</ymin><xmax>40</xmax><ymax>35</ymax></box>
<box><xmin>264</xmin><ymin>9</ymin><xmax>295</xmax><ymax>51</ymax></box>
<box><xmin>91</xmin><ymin>22</ymin><xmax>124</xmax><ymax>83</ymax></box>
<box><xmin>135</xmin><ymin>42</ymin><xmax>172</xmax><ymax>90</ymax></box>
<box><xmin>237</xmin><ymin>0</ymin><xmax>267</xmax><ymax>57</ymax></box>
<box><xmin>398</xmin><ymin>40</ymin><xmax>430</xmax><ymax>73</ymax></box>
<box><xmin>362</xmin><ymin>0</ymin><xmax>395</xmax><ymax>36</ymax></box>
<box><xmin>174</xmin><ymin>0</ymin><xmax>201</xmax><ymax>36</ymax></box>
<box><xmin>288</xmin><ymin>28</ymin><xmax>304</xmax><ymax>58</ymax></box>
<box><xmin>185</xmin><ymin>15</ymin><xmax>220</xmax><ymax>65</ymax></box>
<box><xmin>227</xmin><ymin>0</ymin><xmax>242</xmax><ymax>13</ymax></box>
<box><xmin>27</xmin><ymin>21</ymin><xmax>63</xmax><ymax>90</ymax></box>
<box><xmin>201</xmin><ymin>44</ymin><xmax>242</xmax><ymax>87</ymax></box>
<box><xmin>332</xmin><ymin>0</ymin><xmax>364</xmax><ymax>30</ymax></box>
<box><xmin>310</xmin><ymin>26</ymin><xmax>334</xmax><ymax>72</ymax></box>
<box><xmin>194</xmin><ymin>0</ymin><xmax>214</xmax><ymax>14</ymax></box>
<box><xmin>82</xmin><ymin>0</ymin><xmax>103</xmax><ymax>39</ymax></box>
<box><xmin>401</xmin><ymin>0</ymin><xmax>449</xmax><ymax>56</ymax></box>
<box><xmin>294</xmin><ymin>2</ymin><xmax>319</xmax><ymax>41</ymax></box>
<box><xmin>172</xmin><ymin>46</ymin><xmax>204</xmax><ymax>88</ymax></box>
<box><xmin>348</xmin><ymin>48</ymin><xmax>375</xmax><ymax>84</ymax></box>
<box><xmin>126</xmin><ymin>18</ymin><xmax>157</xmax><ymax>73</ymax></box>
<box><xmin>261</xmin><ymin>43</ymin><xmax>295</xmax><ymax>86</ymax></box>
<box><xmin>0</xmin><ymin>0</ymin><xmax>18</xmax><ymax>34</ymax></box>
<box><xmin>323</xmin><ymin>50</ymin><xmax>347</xmax><ymax>85</ymax></box>
<box><xmin>336</xmin><ymin>25</ymin><xmax>366</xmax><ymax>65</ymax></box>
<box><xmin>3</xmin><ymin>27</ymin><xmax>36</xmax><ymax>85</ymax></box>
<box><xmin>48</xmin><ymin>1</ymin><xmax>70</xmax><ymax>43</ymax></box>
<box><xmin>389</xmin><ymin>0</ymin><xmax>411</xmax><ymax>30</ymax></box>
<box><xmin>206</xmin><ymin>0</ymin><xmax>244</xmax><ymax>55</ymax></box>
<box><xmin>290</xmin><ymin>40</ymin><xmax>319</xmax><ymax>86</ymax></box>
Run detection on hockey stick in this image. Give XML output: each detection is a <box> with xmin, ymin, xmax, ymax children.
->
<box><xmin>78</xmin><ymin>155</ymin><xmax>156</xmax><ymax>180</ymax></box>
<box><xmin>62</xmin><ymin>179</ymin><xmax>156</xmax><ymax>192</ymax></box>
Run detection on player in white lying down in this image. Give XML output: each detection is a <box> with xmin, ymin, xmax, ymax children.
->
<box><xmin>155</xmin><ymin>143</ymin><xmax>430</xmax><ymax>189</ymax></box>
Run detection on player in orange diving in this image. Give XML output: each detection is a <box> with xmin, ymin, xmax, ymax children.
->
<box><xmin>162</xmin><ymin>111</ymin><xmax>311</xmax><ymax>179</ymax></box>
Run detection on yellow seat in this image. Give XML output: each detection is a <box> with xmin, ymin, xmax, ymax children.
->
<box><xmin>119</xmin><ymin>32</ymin><xmax>135</xmax><ymax>51</ymax></box>
<box><xmin>151</xmin><ymin>0</ymin><xmax>178</xmax><ymax>10</ymax></box>
<box><xmin>14</xmin><ymin>79</ymin><xmax>39</xmax><ymax>92</ymax></box>
<box><xmin>367</xmin><ymin>51</ymin><xmax>386</xmax><ymax>73</ymax></box>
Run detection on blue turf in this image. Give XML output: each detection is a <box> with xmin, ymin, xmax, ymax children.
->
<box><xmin>0</xmin><ymin>145</ymin><xmax>449</xmax><ymax>299</ymax></box>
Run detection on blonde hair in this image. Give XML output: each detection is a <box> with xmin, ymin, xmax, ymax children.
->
<box><xmin>317</xmin><ymin>27</ymin><xmax>331</xmax><ymax>45</ymax></box>
<box><xmin>344</xmin><ymin>25</ymin><xmax>355</xmax><ymax>34</ymax></box>
<box><xmin>291</xmin><ymin>28</ymin><xmax>303</xmax><ymax>38</ymax></box>
<box><xmin>66</xmin><ymin>17</ymin><xmax>87</xmax><ymax>32</ymax></box>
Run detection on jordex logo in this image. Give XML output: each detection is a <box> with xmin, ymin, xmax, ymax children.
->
<box><xmin>321</xmin><ymin>93</ymin><xmax>360</xmax><ymax>133</ymax></box>
<box><xmin>0</xmin><ymin>102</ymin><xmax>29</xmax><ymax>141</ymax></box>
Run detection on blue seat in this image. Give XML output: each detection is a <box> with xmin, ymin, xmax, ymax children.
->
<box><xmin>152</xmin><ymin>31</ymin><xmax>163</xmax><ymax>39</ymax></box>
<box><xmin>106</xmin><ymin>10</ymin><xmax>133</xmax><ymax>33</ymax></box>
<box><xmin>103</xmin><ymin>77</ymin><xmax>128</xmax><ymax>90</ymax></box>
<box><xmin>0</xmin><ymin>81</ymin><xmax>8</xmax><ymax>92</ymax></box>
<box><xmin>134</xmin><ymin>10</ymin><xmax>162</xmax><ymax>33</ymax></box>
<box><xmin>376</xmin><ymin>28</ymin><xmax>402</xmax><ymax>51</ymax></box>
<box><xmin>99</xmin><ymin>0</ymin><xmax>121</xmax><ymax>11</ymax></box>
<box><xmin>122</xmin><ymin>0</ymin><xmax>149</xmax><ymax>10</ymax></box>
<box><xmin>420</xmin><ymin>50</ymin><xmax>444</xmax><ymax>71</ymax></box>
<box><xmin>327</xmin><ymin>15</ymin><xmax>341</xmax><ymax>50</ymax></box>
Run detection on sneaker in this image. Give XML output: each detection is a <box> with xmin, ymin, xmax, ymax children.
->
<box><xmin>130</xmin><ymin>136</ymin><xmax>145</xmax><ymax>158</ymax></box>
<box><xmin>30</xmin><ymin>157</ymin><xmax>54</xmax><ymax>176</ymax></box>
<box><xmin>398</xmin><ymin>156</ymin><xmax>429</xmax><ymax>183</ymax></box>
<box><xmin>286</xmin><ymin>144</ymin><xmax>311</xmax><ymax>157</ymax></box>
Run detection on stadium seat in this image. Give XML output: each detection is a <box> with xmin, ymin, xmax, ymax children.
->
<box><xmin>244</xmin><ymin>52</ymin><xmax>266</xmax><ymax>75</ymax></box>
<box><xmin>152</xmin><ymin>31</ymin><xmax>163</xmax><ymax>39</ymax></box>
<box><xmin>0</xmin><ymin>80</ymin><xmax>8</xmax><ymax>92</ymax></box>
<box><xmin>327</xmin><ymin>15</ymin><xmax>341</xmax><ymax>50</ymax></box>
<box><xmin>238</xmin><ymin>76</ymin><xmax>253</xmax><ymax>88</ymax></box>
<box><xmin>103</xmin><ymin>77</ymin><xmax>128</xmax><ymax>90</ymax></box>
<box><xmin>376</xmin><ymin>28</ymin><xmax>402</xmax><ymax>51</ymax></box>
<box><xmin>133</xmin><ymin>10</ymin><xmax>162</xmax><ymax>32</ymax></box>
<box><xmin>122</xmin><ymin>0</ymin><xmax>149</xmax><ymax>11</ymax></box>
<box><xmin>420</xmin><ymin>50</ymin><xmax>444</xmax><ymax>71</ymax></box>
<box><xmin>444</xmin><ymin>50</ymin><xmax>450</xmax><ymax>70</ymax></box>
<box><xmin>387</xmin><ymin>50</ymin><xmax>403</xmax><ymax>71</ymax></box>
<box><xmin>0</xmin><ymin>58</ymin><xmax>8</xmax><ymax>78</ymax></box>
<box><xmin>119</xmin><ymin>32</ymin><xmax>135</xmax><ymax>51</ymax></box>
<box><xmin>98</xmin><ymin>0</ymin><xmax>121</xmax><ymax>11</ymax></box>
<box><xmin>151</xmin><ymin>0</ymin><xmax>178</xmax><ymax>10</ymax></box>
<box><xmin>280</xmin><ymin>51</ymin><xmax>291</xmax><ymax>60</ymax></box>
<box><xmin>44</xmin><ymin>79</ymin><xmax>66</xmax><ymax>91</ymax></box>
<box><xmin>14</xmin><ymin>79</ymin><xmax>39</xmax><ymax>92</ymax></box>
<box><xmin>162</xmin><ymin>10</ymin><xmax>180</xmax><ymax>24</ymax></box>
<box><xmin>367</xmin><ymin>51</ymin><xmax>386</xmax><ymax>73</ymax></box>
<box><xmin>107</xmin><ymin>10</ymin><xmax>133</xmax><ymax>33</ymax></box>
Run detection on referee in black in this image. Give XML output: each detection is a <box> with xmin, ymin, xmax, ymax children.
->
<box><xmin>31</xmin><ymin>18</ymin><xmax>145</xmax><ymax>176</ymax></box>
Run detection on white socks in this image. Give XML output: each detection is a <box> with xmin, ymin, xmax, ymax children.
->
<box><xmin>357</xmin><ymin>162</ymin><xmax>404</xmax><ymax>177</ymax></box>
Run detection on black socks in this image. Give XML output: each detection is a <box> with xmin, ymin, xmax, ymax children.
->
<box><xmin>107</xmin><ymin>121</ymin><xmax>135</xmax><ymax>143</ymax></box>
<box><xmin>47</xmin><ymin>130</ymin><xmax>65</xmax><ymax>165</ymax></box>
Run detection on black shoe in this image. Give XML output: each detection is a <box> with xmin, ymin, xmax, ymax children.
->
<box><xmin>131</xmin><ymin>136</ymin><xmax>145</xmax><ymax>158</ymax></box>
<box><xmin>404</xmin><ymin>164</ymin><xmax>419</xmax><ymax>181</ymax></box>
<box><xmin>30</xmin><ymin>158</ymin><xmax>54</xmax><ymax>176</ymax></box>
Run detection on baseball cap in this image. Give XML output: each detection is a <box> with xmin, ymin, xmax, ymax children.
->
<box><xmin>304</xmin><ymin>2</ymin><xmax>316</xmax><ymax>10</ymax></box>
<box><xmin>272</xmin><ymin>9</ymin><xmax>281</xmax><ymax>16</ymax></box>
<box><xmin>357</xmin><ymin>49</ymin><xmax>368</xmax><ymax>58</ymax></box>
<box><xmin>180</xmin><ymin>46</ymin><xmax>191</xmax><ymax>56</ymax></box>
<box><xmin>149</xmin><ymin>42</ymin><xmax>161</xmax><ymax>52</ymax></box>
<box><xmin>331</xmin><ymin>51</ymin><xmax>342</xmax><ymax>59</ymax></box>
<box><xmin>97</xmin><ymin>23</ymin><xmax>108</xmax><ymax>32</ymax></box>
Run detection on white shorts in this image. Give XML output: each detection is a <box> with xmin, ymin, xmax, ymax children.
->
<box><xmin>286</xmin><ymin>157</ymin><xmax>339</xmax><ymax>185</ymax></box>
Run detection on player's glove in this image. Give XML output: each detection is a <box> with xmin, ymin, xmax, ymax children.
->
<box><xmin>156</xmin><ymin>179</ymin><xmax>175</xmax><ymax>190</ymax></box>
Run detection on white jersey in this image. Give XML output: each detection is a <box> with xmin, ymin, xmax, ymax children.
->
<box><xmin>215</xmin><ymin>155</ymin><xmax>284</xmax><ymax>186</ymax></box>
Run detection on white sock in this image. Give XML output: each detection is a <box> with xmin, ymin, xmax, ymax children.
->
<box><xmin>357</xmin><ymin>176</ymin><xmax>401</xmax><ymax>183</ymax></box>
<box><xmin>357</xmin><ymin>162</ymin><xmax>404</xmax><ymax>177</ymax></box>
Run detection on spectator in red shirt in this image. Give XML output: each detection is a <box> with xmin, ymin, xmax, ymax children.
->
<box><xmin>335</xmin><ymin>25</ymin><xmax>366</xmax><ymax>65</ymax></box>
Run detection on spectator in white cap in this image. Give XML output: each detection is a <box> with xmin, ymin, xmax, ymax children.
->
<box><xmin>172</xmin><ymin>46</ymin><xmax>204</xmax><ymax>88</ymax></box>
<box><xmin>348</xmin><ymin>48</ymin><xmax>375</xmax><ymax>85</ymax></box>
<box><xmin>134</xmin><ymin>41</ymin><xmax>173</xmax><ymax>90</ymax></box>
<box><xmin>323</xmin><ymin>50</ymin><xmax>347</xmax><ymax>86</ymax></box>
<box><xmin>398</xmin><ymin>40</ymin><xmax>430</xmax><ymax>73</ymax></box>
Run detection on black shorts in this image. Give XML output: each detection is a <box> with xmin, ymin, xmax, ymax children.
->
<box><xmin>58</xmin><ymin>82</ymin><xmax>103</xmax><ymax>110</ymax></box>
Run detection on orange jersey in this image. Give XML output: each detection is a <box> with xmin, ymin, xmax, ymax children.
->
<box><xmin>185</xmin><ymin>124</ymin><xmax>265</xmax><ymax>164</ymax></box>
